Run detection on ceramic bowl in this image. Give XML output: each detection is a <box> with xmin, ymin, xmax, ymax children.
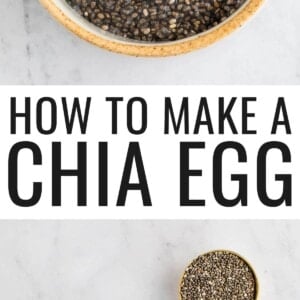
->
<box><xmin>40</xmin><ymin>0</ymin><xmax>265</xmax><ymax>56</ymax></box>
<box><xmin>179</xmin><ymin>249</ymin><xmax>259</xmax><ymax>300</ymax></box>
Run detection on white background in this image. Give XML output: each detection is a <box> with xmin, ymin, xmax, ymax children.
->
<box><xmin>0</xmin><ymin>0</ymin><xmax>299</xmax><ymax>85</ymax></box>
<box><xmin>1</xmin><ymin>1</ymin><xmax>300</xmax><ymax>299</ymax></box>
<box><xmin>0</xmin><ymin>85</ymin><xmax>299</xmax><ymax>219</ymax></box>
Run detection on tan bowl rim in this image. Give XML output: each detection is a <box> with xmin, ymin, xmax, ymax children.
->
<box><xmin>39</xmin><ymin>0</ymin><xmax>265</xmax><ymax>57</ymax></box>
<box><xmin>179</xmin><ymin>249</ymin><xmax>259</xmax><ymax>300</ymax></box>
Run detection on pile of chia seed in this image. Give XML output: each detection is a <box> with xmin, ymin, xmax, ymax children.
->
<box><xmin>180</xmin><ymin>251</ymin><xmax>256</xmax><ymax>300</ymax></box>
<box><xmin>66</xmin><ymin>0</ymin><xmax>247</xmax><ymax>42</ymax></box>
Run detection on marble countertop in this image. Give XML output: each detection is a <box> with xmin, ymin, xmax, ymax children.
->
<box><xmin>1</xmin><ymin>1</ymin><xmax>300</xmax><ymax>299</ymax></box>
<box><xmin>0</xmin><ymin>0</ymin><xmax>299</xmax><ymax>84</ymax></box>
<box><xmin>0</xmin><ymin>220</ymin><xmax>299</xmax><ymax>299</ymax></box>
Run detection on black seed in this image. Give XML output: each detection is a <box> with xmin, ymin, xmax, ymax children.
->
<box><xmin>180</xmin><ymin>250</ymin><xmax>257</xmax><ymax>300</ymax></box>
<box><xmin>66</xmin><ymin>0</ymin><xmax>247</xmax><ymax>42</ymax></box>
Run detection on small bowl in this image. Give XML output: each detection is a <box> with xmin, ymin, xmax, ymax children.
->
<box><xmin>179</xmin><ymin>249</ymin><xmax>259</xmax><ymax>300</ymax></box>
<box><xmin>40</xmin><ymin>0</ymin><xmax>265</xmax><ymax>56</ymax></box>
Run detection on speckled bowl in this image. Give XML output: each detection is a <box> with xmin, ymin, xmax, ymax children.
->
<box><xmin>39</xmin><ymin>0</ymin><xmax>264</xmax><ymax>56</ymax></box>
<box><xmin>179</xmin><ymin>250</ymin><xmax>259</xmax><ymax>300</ymax></box>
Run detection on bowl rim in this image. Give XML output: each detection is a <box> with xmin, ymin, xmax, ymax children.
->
<box><xmin>178</xmin><ymin>249</ymin><xmax>260</xmax><ymax>300</ymax></box>
<box><xmin>39</xmin><ymin>0</ymin><xmax>265</xmax><ymax>56</ymax></box>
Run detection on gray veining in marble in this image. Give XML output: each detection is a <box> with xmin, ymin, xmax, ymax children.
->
<box><xmin>0</xmin><ymin>220</ymin><xmax>299</xmax><ymax>299</ymax></box>
<box><xmin>0</xmin><ymin>0</ymin><xmax>300</xmax><ymax>84</ymax></box>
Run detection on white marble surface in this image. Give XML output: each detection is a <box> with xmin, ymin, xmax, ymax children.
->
<box><xmin>0</xmin><ymin>220</ymin><xmax>299</xmax><ymax>299</ymax></box>
<box><xmin>1</xmin><ymin>2</ymin><xmax>300</xmax><ymax>299</ymax></box>
<box><xmin>0</xmin><ymin>0</ymin><xmax>299</xmax><ymax>84</ymax></box>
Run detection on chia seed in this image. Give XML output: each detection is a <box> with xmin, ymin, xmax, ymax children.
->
<box><xmin>180</xmin><ymin>250</ymin><xmax>257</xmax><ymax>300</ymax></box>
<box><xmin>66</xmin><ymin>0</ymin><xmax>247</xmax><ymax>42</ymax></box>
